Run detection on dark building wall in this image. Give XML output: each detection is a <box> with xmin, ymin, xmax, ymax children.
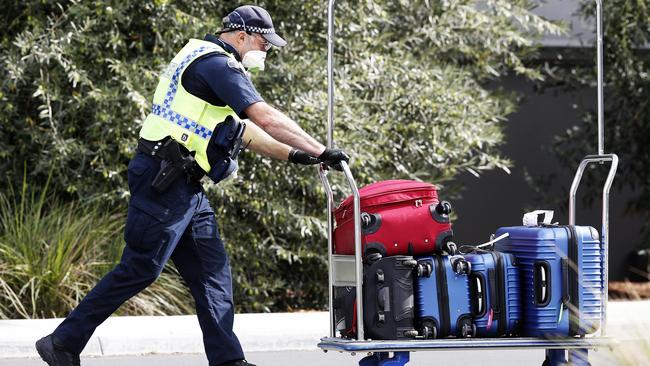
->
<box><xmin>450</xmin><ymin>74</ymin><xmax>645</xmax><ymax>281</ymax></box>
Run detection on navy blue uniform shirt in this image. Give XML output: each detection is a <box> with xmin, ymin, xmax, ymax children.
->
<box><xmin>181</xmin><ymin>34</ymin><xmax>264</xmax><ymax>119</ymax></box>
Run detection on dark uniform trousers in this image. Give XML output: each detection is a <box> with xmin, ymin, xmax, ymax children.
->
<box><xmin>53</xmin><ymin>152</ymin><xmax>244</xmax><ymax>365</ymax></box>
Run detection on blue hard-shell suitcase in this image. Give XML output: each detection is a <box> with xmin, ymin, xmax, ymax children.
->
<box><xmin>494</xmin><ymin>225</ymin><xmax>603</xmax><ymax>337</ymax></box>
<box><xmin>464</xmin><ymin>251</ymin><xmax>522</xmax><ymax>337</ymax></box>
<box><xmin>415</xmin><ymin>255</ymin><xmax>475</xmax><ymax>338</ymax></box>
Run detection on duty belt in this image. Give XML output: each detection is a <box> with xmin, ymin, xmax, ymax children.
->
<box><xmin>137</xmin><ymin>137</ymin><xmax>205</xmax><ymax>190</ymax></box>
<box><xmin>137</xmin><ymin>137</ymin><xmax>184</xmax><ymax>160</ymax></box>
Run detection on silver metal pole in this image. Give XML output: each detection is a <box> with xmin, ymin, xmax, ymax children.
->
<box><xmin>595</xmin><ymin>0</ymin><xmax>605</xmax><ymax>155</ymax></box>
<box><xmin>568</xmin><ymin>154</ymin><xmax>618</xmax><ymax>337</ymax></box>
<box><xmin>600</xmin><ymin>154</ymin><xmax>618</xmax><ymax>336</ymax></box>
<box><xmin>318</xmin><ymin>165</ymin><xmax>335</xmax><ymax>337</ymax></box>
<box><xmin>326</xmin><ymin>0</ymin><xmax>363</xmax><ymax>340</ymax></box>
<box><xmin>325</xmin><ymin>0</ymin><xmax>337</xmax><ymax>339</ymax></box>
<box><xmin>341</xmin><ymin>160</ymin><xmax>363</xmax><ymax>340</ymax></box>
<box><xmin>327</xmin><ymin>0</ymin><xmax>336</xmax><ymax>149</ymax></box>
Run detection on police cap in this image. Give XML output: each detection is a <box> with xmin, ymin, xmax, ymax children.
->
<box><xmin>222</xmin><ymin>5</ymin><xmax>287</xmax><ymax>48</ymax></box>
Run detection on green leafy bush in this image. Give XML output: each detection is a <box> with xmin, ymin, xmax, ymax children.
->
<box><xmin>1</xmin><ymin>0</ymin><xmax>561</xmax><ymax>314</ymax></box>
<box><xmin>539</xmin><ymin>0</ymin><xmax>650</xmax><ymax>244</ymax></box>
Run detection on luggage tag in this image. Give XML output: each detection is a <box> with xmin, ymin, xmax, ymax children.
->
<box><xmin>523</xmin><ymin>210</ymin><xmax>555</xmax><ymax>226</ymax></box>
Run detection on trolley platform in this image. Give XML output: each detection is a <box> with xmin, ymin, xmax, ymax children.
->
<box><xmin>318</xmin><ymin>336</ymin><xmax>617</xmax><ymax>353</ymax></box>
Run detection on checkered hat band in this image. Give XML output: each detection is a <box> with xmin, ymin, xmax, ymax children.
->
<box><xmin>151</xmin><ymin>104</ymin><xmax>214</xmax><ymax>140</ymax></box>
<box><xmin>224</xmin><ymin>23</ymin><xmax>275</xmax><ymax>34</ymax></box>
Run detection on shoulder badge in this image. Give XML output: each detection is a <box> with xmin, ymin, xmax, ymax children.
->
<box><xmin>227</xmin><ymin>58</ymin><xmax>245</xmax><ymax>73</ymax></box>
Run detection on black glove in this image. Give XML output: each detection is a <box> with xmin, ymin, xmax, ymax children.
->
<box><xmin>288</xmin><ymin>148</ymin><xmax>320</xmax><ymax>165</ymax></box>
<box><xmin>318</xmin><ymin>148</ymin><xmax>350</xmax><ymax>171</ymax></box>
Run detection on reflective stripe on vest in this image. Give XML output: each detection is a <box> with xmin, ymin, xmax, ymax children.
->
<box><xmin>151</xmin><ymin>103</ymin><xmax>213</xmax><ymax>140</ymax></box>
<box><xmin>139</xmin><ymin>39</ymin><xmax>243</xmax><ymax>172</ymax></box>
<box><xmin>152</xmin><ymin>45</ymin><xmax>215</xmax><ymax>140</ymax></box>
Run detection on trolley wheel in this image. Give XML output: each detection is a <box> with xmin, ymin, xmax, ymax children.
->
<box><xmin>471</xmin><ymin>324</ymin><xmax>477</xmax><ymax>337</ymax></box>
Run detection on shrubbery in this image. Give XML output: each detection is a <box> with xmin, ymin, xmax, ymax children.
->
<box><xmin>0</xmin><ymin>177</ymin><xmax>194</xmax><ymax>318</ymax></box>
<box><xmin>0</xmin><ymin>0</ymin><xmax>560</xmax><ymax>316</ymax></box>
<box><xmin>544</xmin><ymin>1</ymin><xmax>650</xmax><ymax>245</ymax></box>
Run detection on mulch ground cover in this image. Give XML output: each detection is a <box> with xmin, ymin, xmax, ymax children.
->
<box><xmin>609</xmin><ymin>281</ymin><xmax>650</xmax><ymax>300</ymax></box>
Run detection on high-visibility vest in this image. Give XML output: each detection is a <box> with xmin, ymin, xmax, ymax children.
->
<box><xmin>139</xmin><ymin>39</ymin><xmax>244</xmax><ymax>174</ymax></box>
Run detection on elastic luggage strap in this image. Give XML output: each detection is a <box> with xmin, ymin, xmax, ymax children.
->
<box><xmin>459</xmin><ymin>233</ymin><xmax>510</xmax><ymax>254</ymax></box>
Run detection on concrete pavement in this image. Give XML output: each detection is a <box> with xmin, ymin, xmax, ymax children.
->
<box><xmin>1</xmin><ymin>301</ymin><xmax>649</xmax><ymax>360</ymax></box>
<box><xmin>2</xmin><ymin>348</ymin><xmax>649</xmax><ymax>366</ymax></box>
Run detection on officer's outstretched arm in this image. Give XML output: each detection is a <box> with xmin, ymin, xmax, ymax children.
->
<box><xmin>245</xmin><ymin>101</ymin><xmax>326</xmax><ymax>157</ymax></box>
<box><xmin>243</xmin><ymin>121</ymin><xmax>320</xmax><ymax>165</ymax></box>
<box><xmin>242</xmin><ymin>120</ymin><xmax>292</xmax><ymax>160</ymax></box>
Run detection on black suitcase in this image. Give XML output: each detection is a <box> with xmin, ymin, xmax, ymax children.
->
<box><xmin>333</xmin><ymin>255</ymin><xmax>419</xmax><ymax>340</ymax></box>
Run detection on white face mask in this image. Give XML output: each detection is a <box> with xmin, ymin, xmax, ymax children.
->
<box><xmin>242</xmin><ymin>50</ymin><xmax>266</xmax><ymax>72</ymax></box>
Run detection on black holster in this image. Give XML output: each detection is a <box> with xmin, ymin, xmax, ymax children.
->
<box><xmin>138</xmin><ymin>138</ymin><xmax>204</xmax><ymax>193</ymax></box>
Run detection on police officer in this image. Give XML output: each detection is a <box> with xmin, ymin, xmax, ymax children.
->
<box><xmin>35</xmin><ymin>5</ymin><xmax>349</xmax><ymax>366</ymax></box>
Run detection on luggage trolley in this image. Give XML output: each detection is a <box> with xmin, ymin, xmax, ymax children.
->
<box><xmin>316</xmin><ymin>1</ymin><xmax>619</xmax><ymax>365</ymax></box>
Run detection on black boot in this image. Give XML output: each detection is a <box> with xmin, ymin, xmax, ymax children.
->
<box><xmin>221</xmin><ymin>360</ymin><xmax>257</xmax><ymax>366</ymax></box>
<box><xmin>35</xmin><ymin>334</ymin><xmax>81</xmax><ymax>366</ymax></box>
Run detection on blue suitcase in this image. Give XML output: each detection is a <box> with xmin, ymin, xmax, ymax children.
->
<box><xmin>415</xmin><ymin>255</ymin><xmax>475</xmax><ymax>338</ymax></box>
<box><xmin>464</xmin><ymin>251</ymin><xmax>522</xmax><ymax>337</ymax></box>
<box><xmin>494</xmin><ymin>225</ymin><xmax>603</xmax><ymax>337</ymax></box>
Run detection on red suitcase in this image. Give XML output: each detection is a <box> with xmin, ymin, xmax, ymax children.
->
<box><xmin>333</xmin><ymin>180</ymin><xmax>455</xmax><ymax>257</ymax></box>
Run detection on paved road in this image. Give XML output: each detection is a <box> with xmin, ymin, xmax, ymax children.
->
<box><xmin>0</xmin><ymin>348</ymin><xmax>628</xmax><ymax>366</ymax></box>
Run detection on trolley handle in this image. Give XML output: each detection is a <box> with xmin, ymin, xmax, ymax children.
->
<box><xmin>319</xmin><ymin>160</ymin><xmax>364</xmax><ymax>340</ymax></box>
<box><xmin>339</xmin><ymin>161</ymin><xmax>364</xmax><ymax>341</ymax></box>
<box><xmin>569</xmin><ymin>154</ymin><xmax>618</xmax><ymax>226</ymax></box>
<box><xmin>318</xmin><ymin>164</ymin><xmax>335</xmax><ymax>338</ymax></box>
<box><xmin>568</xmin><ymin>153</ymin><xmax>618</xmax><ymax>338</ymax></box>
